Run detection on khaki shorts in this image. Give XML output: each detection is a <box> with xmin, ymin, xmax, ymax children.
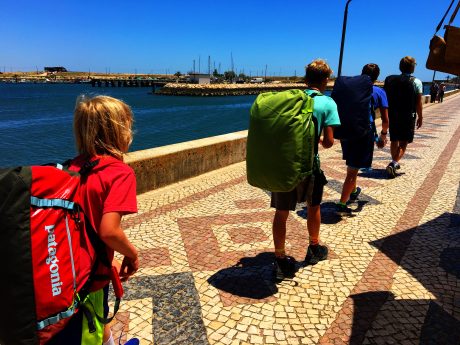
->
<box><xmin>270</xmin><ymin>171</ymin><xmax>327</xmax><ymax>211</ymax></box>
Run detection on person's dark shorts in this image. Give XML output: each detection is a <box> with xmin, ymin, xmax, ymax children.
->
<box><xmin>270</xmin><ymin>171</ymin><xmax>327</xmax><ymax>210</ymax></box>
<box><xmin>340</xmin><ymin>131</ymin><xmax>375</xmax><ymax>169</ymax></box>
<box><xmin>389</xmin><ymin>113</ymin><xmax>416</xmax><ymax>143</ymax></box>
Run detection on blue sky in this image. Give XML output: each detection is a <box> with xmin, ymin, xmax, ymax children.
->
<box><xmin>0</xmin><ymin>0</ymin><xmax>456</xmax><ymax>81</ymax></box>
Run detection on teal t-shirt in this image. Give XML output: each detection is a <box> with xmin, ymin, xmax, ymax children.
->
<box><xmin>402</xmin><ymin>73</ymin><xmax>423</xmax><ymax>94</ymax></box>
<box><xmin>305</xmin><ymin>89</ymin><xmax>341</xmax><ymax>136</ymax></box>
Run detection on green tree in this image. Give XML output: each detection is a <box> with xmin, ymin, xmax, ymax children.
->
<box><xmin>224</xmin><ymin>70</ymin><xmax>236</xmax><ymax>81</ymax></box>
<box><xmin>212</xmin><ymin>69</ymin><xmax>221</xmax><ymax>78</ymax></box>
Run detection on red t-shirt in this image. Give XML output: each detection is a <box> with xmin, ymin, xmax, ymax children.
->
<box><xmin>70</xmin><ymin>155</ymin><xmax>137</xmax><ymax>290</ymax></box>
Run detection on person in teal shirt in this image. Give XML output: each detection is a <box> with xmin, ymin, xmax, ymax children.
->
<box><xmin>271</xmin><ymin>59</ymin><xmax>340</xmax><ymax>281</ymax></box>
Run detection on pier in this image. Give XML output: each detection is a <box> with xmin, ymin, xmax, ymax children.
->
<box><xmin>89</xmin><ymin>78</ymin><xmax>169</xmax><ymax>89</ymax></box>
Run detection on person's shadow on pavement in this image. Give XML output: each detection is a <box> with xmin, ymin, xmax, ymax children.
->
<box><xmin>296</xmin><ymin>201</ymin><xmax>368</xmax><ymax>224</ymax></box>
<box><xmin>207</xmin><ymin>252</ymin><xmax>280</xmax><ymax>299</ymax></box>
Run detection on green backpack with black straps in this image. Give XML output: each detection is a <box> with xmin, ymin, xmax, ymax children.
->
<box><xmin>246</xmin><ymin>89</ymin><xmax>318</xmax><ymax>192</ymax></box>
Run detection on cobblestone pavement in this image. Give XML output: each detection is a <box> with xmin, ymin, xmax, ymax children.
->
<box><xmin>111</xmin><ymin>95</ymin><xmax>460</xmax><ymax>344</ymax></box>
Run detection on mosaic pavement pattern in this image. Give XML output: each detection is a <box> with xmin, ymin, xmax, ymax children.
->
<box><xmin>109</xmin><ymin>95</ymin><xmax>460</xmax><ymax>344</ymax></box>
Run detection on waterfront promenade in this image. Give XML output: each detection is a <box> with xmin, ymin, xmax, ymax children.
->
<box><xmin>110</xmin><ymin>94</ymin><xmax>460</xmax><ymax>344</ymax></box>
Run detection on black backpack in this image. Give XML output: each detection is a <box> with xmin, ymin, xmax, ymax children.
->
<box><xmin>384</xmin><ymin>74</ymin><xmax>417</xmax><ymax>120</ymax></box>
<box><xmin>331</xmin><ymin>75</ymin><xmax>373</xmax><ymax>140</ymax></box>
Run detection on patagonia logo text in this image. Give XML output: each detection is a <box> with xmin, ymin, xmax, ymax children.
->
<box><xmin>45</xmin><ymin>225</ymin><xmax>62</xmax><ymax>296</ymax></box>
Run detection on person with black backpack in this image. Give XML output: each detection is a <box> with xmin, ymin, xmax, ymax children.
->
<box><xmin>331</xmin><ymin>64</ymin><xmax>389</xmax><ymax>215</ymax></box>
<box><xmin>384</xmin><ymin>56</ymin><xmax>423</xmax><ymax>178</ymax></box>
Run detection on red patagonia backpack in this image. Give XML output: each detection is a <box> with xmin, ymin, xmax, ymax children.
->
<box><xmin>0</xmin><ymin>162</ymin><xmax>122</xmax><ymax>345</ymax></box>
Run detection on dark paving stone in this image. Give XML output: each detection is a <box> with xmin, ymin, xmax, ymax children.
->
<box><xmin>419</xmin><ymin>301</ymin><xmax>460</xmax><ymax>345</ymax></box>
<box><xmin>423</xmin><ymin>122</ymin><xmax>449</xmax><ymax>127</ymax></box>
<box><xmin>349</xmin><ymin>291</ymin><xmax>393</xmax><ymax>345</ymax></box>
<box><xmin>413</xmin><ymin>133</ymin><xmax>438</xmax><ymax>140</ymax></box>
<box><xmin>439</xmin><ymin>247</ymin><xmax>460</xmax><ymax>279</ymax></box>
<box><xmin>123</xmin><ymin>273</ymin><xmax>209</xmax><ymax>345</ymax></box>
<box><xmin>450</xmin><ymin>182</ymin><xmax>460</xmax><ymax>227</ymax></box>
<box><xmin>373</xmin><ymin>152</ymin><xmax>420</xmax><ymax>160</ymax></box>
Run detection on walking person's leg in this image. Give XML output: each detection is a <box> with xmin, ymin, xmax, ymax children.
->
<box><xmin>271</xmin><ymin>192</ymin><xmax>297</xmax><ymax>281</ymax></box>
<box><xmin>337</xmin><ymin>135</ymin><xmax>369</xmax><ymax>211</ymax></box>
<box><xmin>304</xmin><ymin>174</ymin><xmax>328</xmax><ymax>265</ymax></box>
<box><xmin>340</xmin><ymin>167</ymin><xmax>359</xmax><ymax>203</ymax></box>
<box><xmin>391</xmin><ymin>141</ymin><xmax>408</xmax><ymax>162</ymax></box>
<box><xmin>305</xmin><ymin>204</ymin><xmax>328</xmax><ymax>264</ymax></box>
<box><xmin>336</xmin><ymin>167</ymin><xmax>360</xmax><ymax>214</ymax></box>
<box><xmin>307</xmin><ymin>205</ymin><xmax>320</xmax><ymax>245</ymax></box>
<box><xmin>387</xmin><ymin>140</ymin><xmax>407</xmax><ymax>177</ymax></box>
<box><xmin>273</xmin><ymin>210</ymin><xmax>289</xmax><ymax>258</ymax></box>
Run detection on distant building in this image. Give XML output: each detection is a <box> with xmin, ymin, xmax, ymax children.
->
<box><xmin>250</xmin><ymin>77</ymin><xmax>264</xmax><ymax>83</ymax></box>
<box><xmin>44</xmin><ymin>67</ymin><xmax>67</xmax><ymax>73</ymax></box>
<box><xmin>189</xmin><ymin>73</ymin><xmax>211</xmax><ymax>84</ymax></box>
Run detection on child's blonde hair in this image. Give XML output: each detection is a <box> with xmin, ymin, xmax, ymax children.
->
<box><xmin>305</xmin><ymin>59</ymin><xmax>333</xmax><ymax>85</ymax></box>
<box><xmin>74</xmin><ymin>95</ymin><xmax>133</xmax><ymax>160</ymax></box>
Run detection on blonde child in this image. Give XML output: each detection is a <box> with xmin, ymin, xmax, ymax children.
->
<box><xmin>50</xmin><ymin>95</ymin><xmax>139</xmax><ymax>345</ymax></box>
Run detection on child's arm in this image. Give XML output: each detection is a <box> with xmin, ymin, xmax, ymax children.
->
<box><xmin>99</xmin><ymin>211</ymin><xmax>139</xmax><ymax>280</ymax></box>
<box><xmin>321</xmin><ymin>126</ymin><xmax>335</xmax><ymax>149</ymax></box>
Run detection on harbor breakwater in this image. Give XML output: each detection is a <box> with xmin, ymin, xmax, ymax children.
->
<box><xmin>155</xmin><ymin>83</ymin><xmax>325</xmax><ymax>96</ymax></box>
<box><xmin>127</xmin><ymin>89</ymin><xmax>460</xmax><ymax>194</ymax></box>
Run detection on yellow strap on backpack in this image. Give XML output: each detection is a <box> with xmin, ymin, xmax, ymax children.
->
<box><xmin>81</xmin><ymin>289</ymin><xmax>105</xmax><ymax>345</ymax></box>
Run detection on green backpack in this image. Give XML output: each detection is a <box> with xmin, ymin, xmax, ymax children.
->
<box><xmin>246</xmin><ymin>89</ymin><xmax>319</xmax><ymax>192</ymax></box>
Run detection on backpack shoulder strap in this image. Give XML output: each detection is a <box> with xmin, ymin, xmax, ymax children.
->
<box><xmin>79</xmin><ymin>159</ymin><xmax>100</xmax><ymax>176</ymax></box>
<box><xmin>304</xmin><ymin>91</ymin><xmax>321</xmax><ymax>157</ymax></box>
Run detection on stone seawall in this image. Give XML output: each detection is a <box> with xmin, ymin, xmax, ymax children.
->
<box><xmin>125</xmin><ymin>131</ymin><xmax>247</xmax><ymax>194</ymax></box>
<box><xmin>126</xmin><ymin>89</ymin><xmax>460</xmax><ymax>194</ymax></box>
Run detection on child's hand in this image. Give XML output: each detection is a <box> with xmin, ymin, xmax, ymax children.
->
<box><xmin>112</xmin><ymin>258</ymin><xmax>122</xmax><ymax>272</ymax></box>
<box><xmin>119</xmin><ymin>255</ymin><xmax>139</xmax><ymax>281</ymax></box>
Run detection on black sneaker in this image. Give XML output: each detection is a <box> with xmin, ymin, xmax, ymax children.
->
<box><xmin>274</xmin><ymin>256</ymin><xmax>296</xmax><ymax>281</ymax></box>
<box><xmin>304</xmin><ymin>244</ymin><xmax>328</xmax><ymax>265</ymax></box>
<box><xmin>335</xmin><ymin>202</ymin><xmax>353</xmax><ymax>216</ymax></box>
<box><xmin>394</xmin><ymin>162</ymin><xmax>401</xmax><ymax>170</ymax></box>
<box><xmin>386</xmin><ymin>162</ymin><xmax>396</xmax><ymax>178</ymax></box>
<box><xmin>349</xmin><ymin>186</ymin><xmax>362</xmax><ymax>201</ymax></box>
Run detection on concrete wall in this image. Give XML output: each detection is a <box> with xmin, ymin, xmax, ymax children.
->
<box><xmin>125</xmin><ymin>131</ymin><xmax>247</xmax><ymax>194</ymax></box>
<box><xmin>126</xmin><ymin>90</ymin><xmax>460</xmax><ymax>194</ymax></box>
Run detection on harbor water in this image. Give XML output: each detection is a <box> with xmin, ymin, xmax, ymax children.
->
<box><xmin>0</xmin><ymin>83</ymin><xmax>453</xmax><ymax>168</ymax></box>
<box><xmin>0</xmin><ymin>83</ymin><xmax>257</xmax><ymax>167</ymax></box>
